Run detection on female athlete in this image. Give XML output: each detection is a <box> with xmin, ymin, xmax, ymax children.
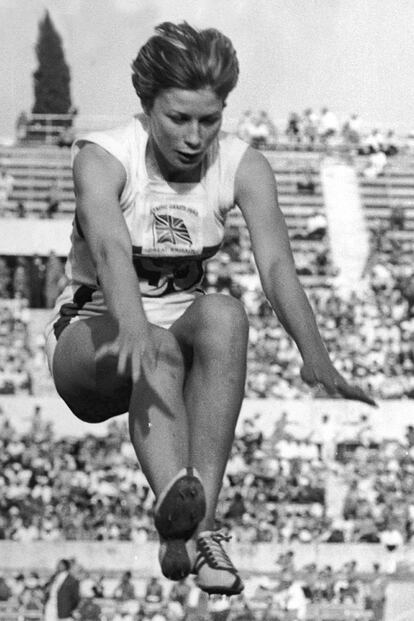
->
<box><xmin>45</xmin><ymin>22</ymin><xmax>375</xmax><ymax>596</ymax></box>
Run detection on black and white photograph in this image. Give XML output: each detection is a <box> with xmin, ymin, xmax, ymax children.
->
<box><xmin>0</xmin><ymin>1</ymin><xmax>414</xmax><ymax>620</ymax></box>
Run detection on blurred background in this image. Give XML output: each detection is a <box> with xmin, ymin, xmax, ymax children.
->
<box><xmin>1</xmin><ymin>1</ymin><xmax>414</xmax><ymax>620</ymax></box>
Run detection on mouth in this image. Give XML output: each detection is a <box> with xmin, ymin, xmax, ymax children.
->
<box><xmin>176</xmin><ymin>151</ymin><xmax>202</xmax><ymax>164</ymax></box>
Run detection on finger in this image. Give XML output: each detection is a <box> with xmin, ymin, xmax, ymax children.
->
<box><xmin>322</xmin><ymin>382</ymin><xmax>337</xmax><ymax>397</ymax></box>
<box><xmin>117</xmin><ymin>346</ymin><xmax>129</xmax><ymax>377</ymax></box>
<box><xmin>131</xmin><ymin>352</ymin><xmax>142</xmax><ymax>384</ymax></box>
<box><xmin>335</xmin><ymin>381</ymin><xmax>377</xmax><ymax>407</ymax></box>
<box><xmin>144</xmin><ymin>349</ymin><xmax>158</xmax><ymax>375</ymax></box>
<box><xmin>141</xmin><ymin>357</ymin><xmax>158</xmax><ymax>387</ymax></box>
<box><xmin>96</xmin><ymin>342</ymin><xmax>118</xmax><ymax>361</ymax></box>
<box><xmin>300</xmin><ymin>366</ymin><xmax>318</xmax><ymax>387</ymax></box>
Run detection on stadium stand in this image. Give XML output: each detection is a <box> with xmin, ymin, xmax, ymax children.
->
<box><xmin>0</xmin><ymin>145</ymin><xmax>74</xmax><ymax>217</ymax></box>
<box><xmin>2</xmin><ymin>113</ymin><xmax>414</xmax><ymax>620</ymax></box>
<box><xmin>0</xmin><ymin>406</ymin><xmax>398</xmax><ymax>620</ymax></box>
<box><xmin>358</xmin><ymin>156</ymin><xmax>414</xmax><ymax>234</ymax></box>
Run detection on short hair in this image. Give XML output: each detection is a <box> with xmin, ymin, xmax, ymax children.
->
<box><xmin>132</xmin><ymin>22</ymin><xmax>239</xmax><ymax>110</ymax></box>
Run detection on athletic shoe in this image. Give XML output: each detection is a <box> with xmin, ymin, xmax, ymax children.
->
<box><xmin>159</xmin><ymin>537</ymin><xmax>192</xmax><ymax>581</ymax></box>
<box><xmin>154</xmin><ymin>467</ymin><xmax>206</xmax><ymax>541</ymax></box>
<box><xmin>194</xmin><ymin>530</ymin><xmax>244</xmax><ymax>596</ymax></box>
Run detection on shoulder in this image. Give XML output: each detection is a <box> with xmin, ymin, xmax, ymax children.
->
<box><xmin>235</xmin><ymin>146</ymin><xmax>276</xmax><ymax>201</ymax></box>
<box><xmin>73</xmin><ymin>142</ymin><xmax>126</xmax><ymax>195</ymax></box>
<box><xmin>216</xmin><ymin>130</ymin><xmax>249</xmax><ymax>163</ymax></box>
<box><xmin>75</xmin><ymin>116</ymin><xmax>142</xmax><ymax>148</ymax></box>
<box><xmin>72</xmin><ymin>117</ymin><xmax>144</xmax><ymax>173</ymax></box>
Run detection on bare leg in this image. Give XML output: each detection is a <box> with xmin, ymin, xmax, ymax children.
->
<box><xmin>53</xmin><ymin>315</ymin><xmax>190</xmax><ymax>496</ymax></box>
<box><xmin>127</xmin><ymin>328</ymin><xmax>191</xmax><ymax>494</ymax></box>
<box><xmin>170</xmin><ymin>294</ymin><xmax>249</xmax><ymax>530</ymax></box>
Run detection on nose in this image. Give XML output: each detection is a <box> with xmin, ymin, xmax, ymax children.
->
<box><xmin>184</xmin><ymin>121</ymin><xmax>202</xmax><ymax>149</ymax></box>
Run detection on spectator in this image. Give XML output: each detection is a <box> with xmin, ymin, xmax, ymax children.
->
<box><xmin>225</xmin><ymin>491</ymin><xmax>247</xmax><ymax>522</ymax></box>
<box><xmin>113</xmin><ymin>571</ymin><xmax>136</xmax><ymax>602</ymax></box>
<box><xmin>285</xmin><ymin>112</ymin><xmax>301</xmax><ymax>146</ymax></box>
<box><xmin>296</xmin><ymin>167</ymin><xmax>316</xmax><ymax>195</ymax></box>
<box><xmin>29</xmin><ymin>255</ymin><xmax>46</xmax><ymax>309</ymax></box>
<box><xmin>364</xmin><ymin>150</ymin><xmax>387</xmax><ymax>178</ymax></box>
<box><xmin>342</xmin><ymin>113</ymin><xmax>362</xmax><ymax>147</ymax></box>
<box><xmin>0</xmin><ymin>168</ymin><xmax>14</xmax><ymax>208</ymax></box>
<box><xmin>302</xmin><ymin>108</ymin><xmax>319</xmax><ymax>148</ymax></box>
<box><xmin>273</xmin><ymin>571</ymin><xmax>307</xmax><ymax>620</ymax></box>
<box><xmin>0</xmin><ymin>258</ymin><xmax>11</xmax><ymax>297</ymax></box>
<box><xmin>44</xmin><ymin>251</ymin><xmax>66</xmax><ymax>309</ymax></box>
<box><xmin>360</xmin><ymin>128</ymin><xmax>384</xmax><ymax>155</ymax></box>
<box><xmin>16</xmin><ymin>201</ymin><xmax>26</xmax><ymax>218</ymax></box>
<box><xmin>15</xmin><ymin>111</ymin><xmax>29</xmax><ymax>143</ymax></box>
<box><xmin>19</xmin><ymin>584</ymin><xmax>44</xmax><ymax>621</ymax></box>
<box><xmin>306</xmin><ymin>210</ymin><xmax>327</xmax><ymax>241</ymax></box>
<box><xmin>389</xmin><ymin>205</ymin><xmax>406</xmax><ymax>231</ymax></box>
<box><xmin>78</xmin><ymin>596</ymin><xmax>102</xmax><ymax>621</ymax></box>
<box><xmin>318</xmin><ymin>107</ymin><xmax>339</xmax><ymax>143</ymax></box>
<box><xmin>45</xmin><ymin>181</ymin><xmax>60</xmax><ymax>219</ymax></box>
<box><xmin>144</xmin><ymin>576</ymin><xmax>163</xmax><ymax>605</ymax></box>
<box><xmin>57</xmin><ymin>126</ymin><xmax>75</xmax><ymax>148</ymax></box>
<box><xmin>237</xmin><ymin>110</ymin><xmax>254</xmax><ymax>143</ymax></box>
<box><xmin>12</xmin><ymin>257</ymin><xmax>30</xmax><ymax>299</ymax></box>
<box><xmin>0</xmin><ymin>573</ymin><xmax>11</xmax><ymax>601</ymax></box>
<box><xmin>364</xmin><ymin>563</ymin><xmax>387</xmax><ymax>621</ymax></box>
<box><xmin>238</xmin><ymin>111</ymin><xmax>276</xmax><ymax>150</ymax></box>
<box><xmin>382</xmin><ymin>130</ymin><xmax>399</xmax><ymax>157</ymax></box>
<box><xmin>44</xmin><ymin>558</ymin><xmax>80</xmax><ymax>621</ymax></box>
<box><xmin>169</xmin><ymin>577</ymin><xmax>191</xmax><ymax>607</ymax></box>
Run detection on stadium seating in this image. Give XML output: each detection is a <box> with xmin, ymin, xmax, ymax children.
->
<box><xmin>0</xmin><ymin>145</ymin><xmax>74</xmax><ymax>217</ymax></box>
<box><xmin>358</xmin><ymin>155</ymin><xmax>414</xmax><ymax>234</ymax></box>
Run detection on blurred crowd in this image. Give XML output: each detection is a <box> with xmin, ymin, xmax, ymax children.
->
<box><xmin>237</xmin><ymin>108</ymin><xmax>401</xmax><ymax>159</ymax></box>
<box><xmin>204</xmin><ymin>224</ymin><xmax>414</xmax><ymax>400</ymax></box>
<box><xmin>0</xmin><ymin>300</ymin><xmax>33</xmax><ymax>395</ymax></box>
<box><xmin>0</xmin><ymin>552</ymin><xmax>388</xmax><ymax>621</ymax></box>
<box><xmin>1</xmin><ymin>403</ymin><xmax>414</xmax><ymax>554</ymax></box>
<box><xmin>0</xmin><ymin>252</ymin><xmax>66</xmax><ymax>308</ymax></box>
<box><xmin>0</xmin><ymin>227</ymin><xmax>413</xmax><ymax>400</ymax></box>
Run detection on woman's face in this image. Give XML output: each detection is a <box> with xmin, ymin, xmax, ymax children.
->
<box><xmin>146</xmin><ymin>87</ymin><xmax>224</xmax><ymax>177</ymax></box>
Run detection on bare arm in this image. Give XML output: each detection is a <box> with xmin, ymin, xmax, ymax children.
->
<box><xmin>235</xmin><ymin>147</ymin><xmax>376</xmax><ymax>406</ymax></box>
<box><xmin>73</xmin><ymin>142</ymin><xmax>152</xmax><ymax>380</ymax></box>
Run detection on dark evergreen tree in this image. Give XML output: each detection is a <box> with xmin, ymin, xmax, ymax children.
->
<box><xmin>32</xmin><ymin>11</ymin><xmax>72</xmax><ymax>115</ymax></box>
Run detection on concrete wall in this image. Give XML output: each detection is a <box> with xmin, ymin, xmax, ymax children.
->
<box><xmin>0</xmin><ymin>394</ymin><xmax>412</xmax><ymax>441</ymax></box>
<box><xmin>0</xmin><ymin>541</ymin><xmax>413</xmax><ymax>577</ymax></box>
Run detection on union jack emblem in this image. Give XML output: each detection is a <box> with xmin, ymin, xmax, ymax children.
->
<box><xmin>154</xmin><ymin>212</ymin><xmax>192</xmax><ymax>246</ymax></box>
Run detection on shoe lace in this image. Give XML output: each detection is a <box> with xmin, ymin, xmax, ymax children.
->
<box><xmin>197</xmin><ymin>530</ymin><xmax>236</xmax><ymax>571</ymax></box>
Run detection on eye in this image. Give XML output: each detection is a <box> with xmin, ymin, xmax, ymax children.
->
<box><xmin>168</xmin><ymin>114</ymin><xmax>188</xmax><ymax>125</ymax></box>
<box><xmin>202</xmin><ymin>116</ymin><xmax>221</xmax><ymax>126</ymax></box>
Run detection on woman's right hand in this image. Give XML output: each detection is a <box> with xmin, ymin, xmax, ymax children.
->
<box><xmin>96</xmin><ymin>315</ymin><xmax>157</xmax><ymax>384</ymax></box>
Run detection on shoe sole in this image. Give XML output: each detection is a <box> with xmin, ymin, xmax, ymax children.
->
<box><xmin>197</xmin><ymin>579</ymin><xmax>245</xmax><ymax>596</ymax></box>
<box><xmin>159</xmin><ymin>539</ymin><xmax>192</xmax><ymax>581</ymax></box>
<box><xmin>154</xmin><ymin>469</ymin><xmax>206</xmax><ymax>540</ymax></box>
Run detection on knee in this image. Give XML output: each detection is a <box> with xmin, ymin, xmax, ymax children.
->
<box><xmin>194</xmin><ymin>294</ymin><xmax>249</xmax><ymax>347</ymax></box>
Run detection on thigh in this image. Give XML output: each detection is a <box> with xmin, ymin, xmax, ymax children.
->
<box><xmin>52</xmin><ymin>314</ymin><xmax>133</xmax><ymax>423</ymax></box>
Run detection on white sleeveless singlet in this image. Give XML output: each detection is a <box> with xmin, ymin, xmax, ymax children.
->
<box><xmin>44</xmin><ymin>115</ymin><xmax>248</xmax><ymax>369</ymax></box>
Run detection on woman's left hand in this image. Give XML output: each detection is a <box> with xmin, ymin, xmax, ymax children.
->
<box><xmin>300</xmin><ymin>356</ymin><xmax>377</xmax><ymax>407</ymax></box>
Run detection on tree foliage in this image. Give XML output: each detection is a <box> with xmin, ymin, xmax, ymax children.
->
<box><xmin>32</xmin><ymin>11</ymin><xmax>72</xmax><ymax>114</ymax></box>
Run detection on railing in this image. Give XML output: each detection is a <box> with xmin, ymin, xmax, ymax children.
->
<box><xmin>14</xmin><ymin>113</ymin><xmax>414</xmax><ymax>150</ymax></box>
<box><xmin>0</xmin><ymin>601</ymin><xmax>41</xmax><ymax>621</ymax></box>
<box><xmin>17</xmin><ymin>114</ymin><xmax>75</xmax><ymax>146</ymax></box>
<box><xmin>0</xmin><ymin>601</ymin><xmax>376</xmax><ymax>621</ymax></box>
